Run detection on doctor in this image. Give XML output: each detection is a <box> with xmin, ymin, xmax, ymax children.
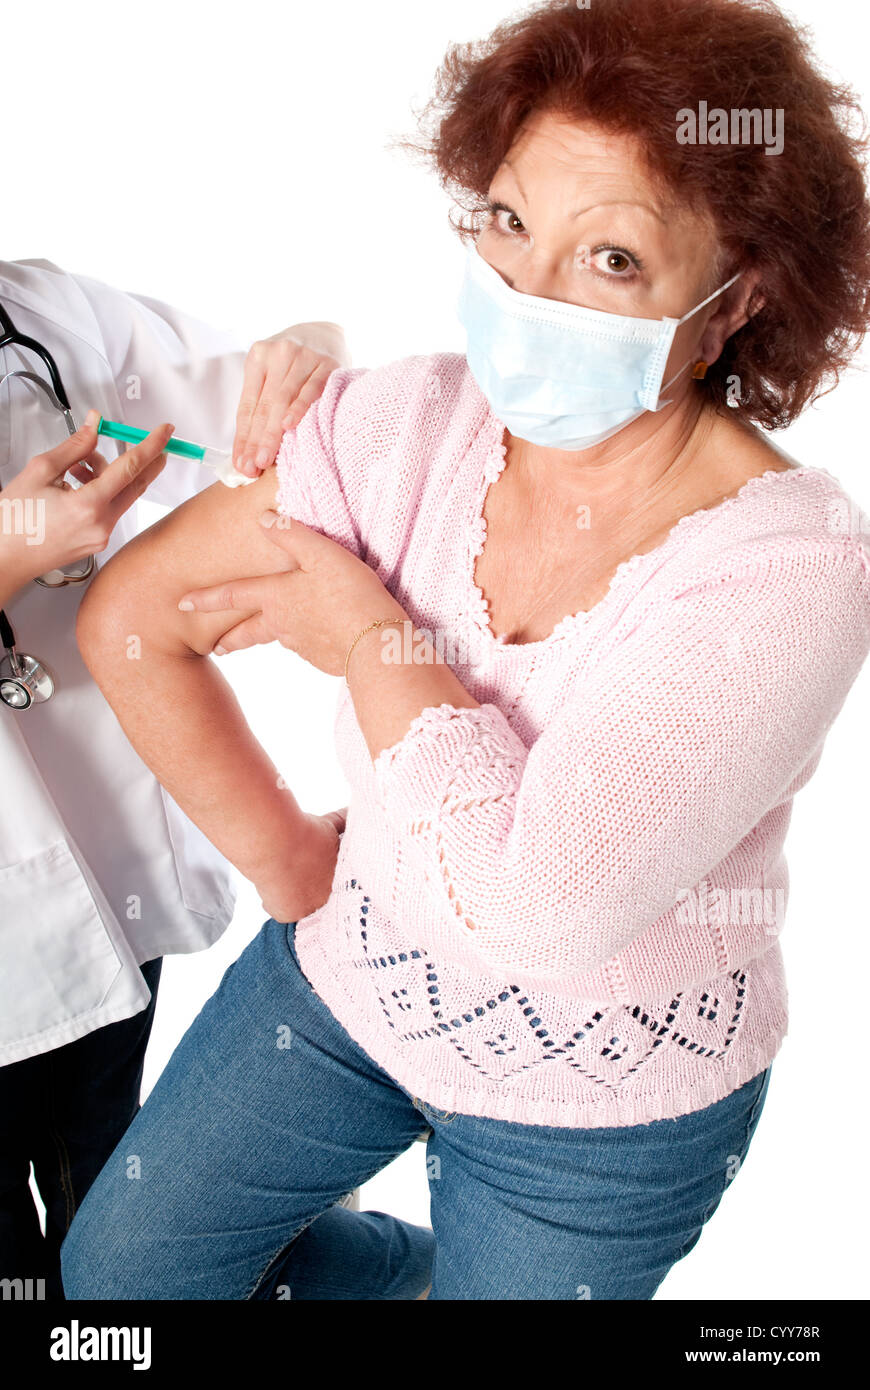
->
<box><xmin>0</xmin><ymin>256</ymin><xmax>349</xmax><ymax>1299</ymax></box>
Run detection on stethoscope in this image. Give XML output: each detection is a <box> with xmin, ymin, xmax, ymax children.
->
<box><xmin>0</xmin><ymin>301</ymin><xmax>96</xmax><ymax>709</ymax></box>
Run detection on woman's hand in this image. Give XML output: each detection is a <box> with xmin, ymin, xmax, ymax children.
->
<box><xmin>256</xmin><ymin>806</ymin><xmax>348</xmax><ymax>923</ymax></box>
<box><xmin>232</xmin><ymin>325</ymin><xmax>349</xmax><ymax>480</ymax></box>
<box><xmin>177</xmin><ymin>511</ymin><xmax>408</xmax><ymax>676</ymax></box>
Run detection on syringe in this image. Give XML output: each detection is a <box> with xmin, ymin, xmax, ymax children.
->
<box><xmin>95</xmin><ymin>418</ymin><xmax>256</xmax><ymax>488</ymax></box>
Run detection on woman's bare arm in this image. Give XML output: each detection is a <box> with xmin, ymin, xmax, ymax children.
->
<box><xmin>76</xmin><ymin>465</ymin><xmax>340</xmax><ymax>920</ymax></box>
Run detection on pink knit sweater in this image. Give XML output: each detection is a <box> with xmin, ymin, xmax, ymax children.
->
<box><xmin>275</xmin><ymin>353</ymin><xmax>870</xmax><ymax>1129</ymax></box>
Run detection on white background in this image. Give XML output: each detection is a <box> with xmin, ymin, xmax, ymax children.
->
<box><xmin>6</xmin><ymin>0</ymin><xmax>869</xmax><ymax>1299</ymax></box>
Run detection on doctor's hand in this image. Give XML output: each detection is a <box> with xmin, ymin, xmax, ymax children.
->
<box><xmin>232</xmin><ymin>323</ymin><xmax>350</xmax><ymax>480</ymax></box>
<box><xmin>0</xmin><ymin>412</ymin><xmax>172</xmax><ymax>599</ymax></box>
<box><xmin>177</xmin><ymin>510</ymin><xmax>407</xmax><ymax>677</ymax></box>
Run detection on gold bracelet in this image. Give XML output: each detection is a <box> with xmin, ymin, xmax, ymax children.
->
<box><xmin>344</xmin><ymin>616</ymin><xmax>408</xmax><ymax>684</ymax></box>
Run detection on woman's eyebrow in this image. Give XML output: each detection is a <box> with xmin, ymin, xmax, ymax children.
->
<box><xmin>499</xmin><ymin>160</ymin><xmax>665</xmax><ymax>224</ymax></box>
<box><xmin>570</xmin><ymin>199</ymin><xmax>667</xmax><ymax>223</ymax></box>
<box><xmin>498</xmin><ymin>159</ymin><xmax>528</xmax><ymax>203</ymax></box>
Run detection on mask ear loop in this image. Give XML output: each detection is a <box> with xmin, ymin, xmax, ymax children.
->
<box><xmin>653</xmin><ymin>271</ymin><xmax>743</xmax><ymax>408</ymax></box>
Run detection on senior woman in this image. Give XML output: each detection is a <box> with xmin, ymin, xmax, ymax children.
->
<box><xmin>61</xmin><ymin>0</ymin><xmax>870</xmax><ymax>1301</ymax></box>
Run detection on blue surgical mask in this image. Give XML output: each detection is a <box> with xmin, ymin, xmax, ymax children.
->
<box><xmin>456</xmin><ymin>243</ymin><xmax>741</xmax><ymax>451</ymax></box>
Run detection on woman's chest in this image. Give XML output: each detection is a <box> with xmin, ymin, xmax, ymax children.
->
<box><xmin>472</xmin><ymin>523</ymin><xmax>620</xmax><ymax>645</ymax></box>
<box><xmin>472</xmin><ymin>483</ymin><xmax>679</xmax><ymax>647</ymax></box>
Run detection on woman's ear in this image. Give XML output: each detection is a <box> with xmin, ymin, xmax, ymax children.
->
<box><xmin>700</xmin><ymin>268</ymin><xmax>765</xmax><ymax>366</ymax></box>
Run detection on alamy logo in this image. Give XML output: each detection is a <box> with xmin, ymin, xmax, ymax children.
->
<box><xmin>0</xmin><ymin>496</ymin><xmax>45</xmax><ymax>545</ymax></box>
<box><xmin>0</xmin><ymin>1276</ymin><xmax>45</xmax><ymax>1300</ymax></box>
<box><xmin>676</xmin><ymin>102</ymin><xmax>785</xmax><ymax>156</ymax></box>
<box><xmin>675</xmin><ymin>879</ymin><xmax>785</xmax><ymax>934</ymax></box>
<box><xmin>49</xmin><ymin>1320</ymin><xmax>151</xmax><ymax>1371</ymax></box>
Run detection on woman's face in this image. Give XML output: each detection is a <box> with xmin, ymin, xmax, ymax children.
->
<box><xmin>476</xmin><ymin>110</ymin><xmax>732</xmax><ymax>381</ymax></box>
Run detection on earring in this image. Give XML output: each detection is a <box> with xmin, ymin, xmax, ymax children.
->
<box><xmin>692</xmin><ymin>360</ymin><xmax>709</xmax><ymax>380</ymax></box>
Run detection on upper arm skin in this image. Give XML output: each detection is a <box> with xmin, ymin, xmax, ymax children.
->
<box><xmin>77</xmin><ymin>465</ymin><xmax>286</xmax><ymax>665</ymax></box>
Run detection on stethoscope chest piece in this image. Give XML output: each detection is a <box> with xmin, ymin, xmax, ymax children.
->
<box><xmin>0</xmin><ymin>652</ymin><xmax>55</xmax><ymax>709</ymax></box>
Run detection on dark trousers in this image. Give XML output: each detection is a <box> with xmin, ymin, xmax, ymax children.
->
<box><xmin>0</xmin><ymin>957</ymin><xmax>162</xmax><ymax>1301</ymax></box>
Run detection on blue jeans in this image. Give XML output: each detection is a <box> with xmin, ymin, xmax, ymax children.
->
<box><xmin>61</xmin><ymin>918</ymin><xmax>771</xmax><ymax>1300</ymax></box>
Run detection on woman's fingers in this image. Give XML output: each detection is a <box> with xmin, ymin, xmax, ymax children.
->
<box><xmin>258</xmin><ymin>509</ymin><xmax>303</xmax><ymax>543</ymax></box>
<box><xmin>257</xmin><ymin>511</ymin><xmax>327</xmax><ymax>561</ymax></box>
<box><xmin>178</xmin><ymin>519</ymin><xmax>337</xmax><ymax>614</ymax></box>
<box><xmin>177</xmin><ymin>573</ymin><xmax>291</xmax><ymax>615</ymax></box>
<box><xmin>211</xmin><ymin>613</ymin><xmax>274</xmax><ymax>655</ymax></box>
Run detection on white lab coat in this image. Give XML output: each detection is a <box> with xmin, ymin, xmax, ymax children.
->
<box><xmin>0</xmin><ymin>257</ymin><xmax>253</xmax><ymax>1065</ymax></box>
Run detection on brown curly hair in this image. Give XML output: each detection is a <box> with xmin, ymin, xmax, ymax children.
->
<box><xmin>400</xmin><ymin>0</ymin><xmax>870</xmax><ymax>431</ymax></box>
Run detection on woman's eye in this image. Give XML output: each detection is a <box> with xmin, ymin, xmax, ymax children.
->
<box><xmin>489</xmin><ymin>204</ymin><xmax>527</xmax><ymax>236</ymax></box>
<box><xmin>581</xmin><ymin>246</ymin><xmax>642</xmax><ymax>278</ymax></box>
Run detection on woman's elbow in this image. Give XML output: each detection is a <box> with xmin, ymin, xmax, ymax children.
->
<box><xmin>76</xmin><ymin>542</ymin><xmax>171</xmax><ymax>684</ymax></box>
<box><xmin>76</xmin><ymin>557</ymin><xmax>133</xmax><ymax>675</ymax></box>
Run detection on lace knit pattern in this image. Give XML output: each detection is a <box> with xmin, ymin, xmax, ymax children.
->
<box><xmin>275</xmin><ymin>353</ymin><xmax>870</xmax><ymax>1128</ymax></box>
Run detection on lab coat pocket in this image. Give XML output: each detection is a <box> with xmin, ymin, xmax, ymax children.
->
<box><xmin>0</xmin><ymin>840</ymin><xmax>123</xmax><ymax>1048</ymax></box>
<box><xmin>159</xmin><ymin>786</ymin><xmax>236</xmax><ymax>926</ymax></box>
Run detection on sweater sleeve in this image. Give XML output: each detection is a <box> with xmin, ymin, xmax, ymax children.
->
<box><xmin>273</xmin><ymin>364</ymin><xmax>372</xmax><ymax>557</ymax></box>
<box><xmin>371</xmin><ymin>535</ymin><xmax>870</xmax><ymax>982</ymax></box>
<box><xmin>273</xmin><ymin>354</ymin><xmax>434</xmax><ymax>561</ymax></box>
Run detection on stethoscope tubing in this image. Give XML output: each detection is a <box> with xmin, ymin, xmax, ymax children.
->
<box><xmin>0</xmin><ymin>300</ymin><xmax>95</xmax><ymax>707</ymax></box>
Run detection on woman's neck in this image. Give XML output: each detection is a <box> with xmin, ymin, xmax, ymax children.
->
<box><xmin>505</xmin><ymin>390</ymin><xmax>713</xmax><ymax>516</ymax></box>
<box><xmin>503</xmin><ymin>394</ymin><xmax>783</xmax><ymax>527</ymax></box>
